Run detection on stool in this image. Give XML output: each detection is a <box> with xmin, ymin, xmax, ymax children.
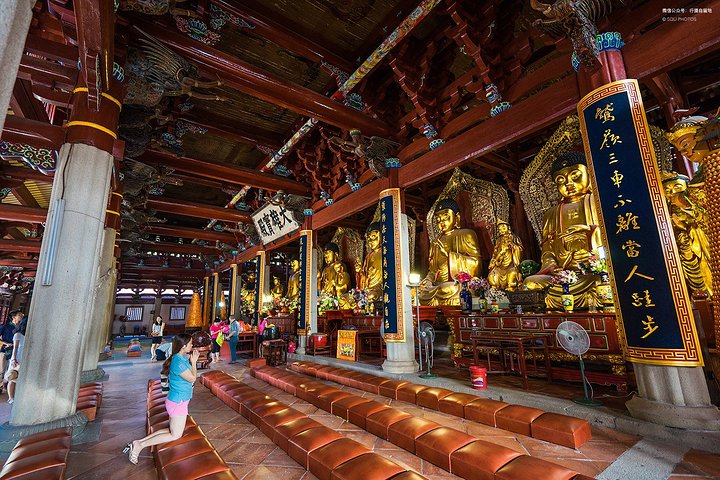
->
<box><xmin>262</xmin><ymin>340</ymin><xmax>288</xmax><ymax>366</ymax></box>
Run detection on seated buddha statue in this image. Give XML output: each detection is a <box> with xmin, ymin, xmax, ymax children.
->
<box><xmin>662</xmin><ymin>171</ymin><xmax>713</xmax><ymax>296</ymax></box>
<box><xmin>488</xmin><ymin>220</ymin><xmax>524</xmax><ymax>291</ymax></box>
<box><xmin>524</xmin><ymin>152</ymin><xmax>602</xmax><ymax>309</ymax></box>
<box><xmin>286</xmin><ymin>259</ymin><xmax>300</xmax><ymax>302</ymax></box>
<box><xmin>355</xmin><ymin>222</ymin><xmax>383</xmax><ymax>301</ymax></box>
<box><xmin>319</xmin><ymin>242</ymin><xmax>352</xmax><ymax>308</ymax></box>
<box><xmin>419</xmin><ymin>199</ymin><xmax>481</xmax><ymax>306</ymax></box>
<box><xmin>241</xmin><ymin>273</ymin><xmax>256</xmax><ymax>313</ymax></box>
<box><xmin>270</xmin><ymin>276</ymin><xmax>285</xmax><ymax>302</ymax></box>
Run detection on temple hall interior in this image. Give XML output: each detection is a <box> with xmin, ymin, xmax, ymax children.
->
<box><xmin>1</xmin><ymin>0</ymin><xmax>720</xmax><ymax>479</ymax></box>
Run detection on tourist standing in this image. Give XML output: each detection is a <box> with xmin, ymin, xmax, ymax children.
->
<box><xmin>209</xmin><ymin>318</ymin><xmax>223</xmax><ymax>363</ymax></box>
<box><xmin>125</xmin><ymin>333</ymin><xmax>199</xmax><ymax>464</ymax></box>
<box><xmin>150</xmin><ymin>316</ymin><xmax>165</xmax><ymax>361</ymax></box>
<box><xmin>227</xmin><ymin>315</ymin><xmax>239</xmax><ymax>364</ymax></box>
<box><xmin>0</xmin><ymin>310</ymin><xmax>22</xmax><ymax>393</ymax></box>
<box><xmin>5</xmin><ymin>317</ymin><xmax>27</xmax><ymax>404</ymax></box>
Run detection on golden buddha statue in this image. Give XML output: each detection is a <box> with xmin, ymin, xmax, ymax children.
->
<box><xmin>270</xmin><ymin>275</ymin><xmax>285</xmax><ymax>301</ymax></box>
<box><xmin>286</xmin><ymin>259</ymin><xmax>300</xmax><ymax>302</ymax></box>
<box><xmin>662</xmin><ymin>172</ymin><xmax>713</xmax><ymax>296</ymax></box>
<box><xmin>319</xmin><ymin>242</ymin><xmax>352</xmax><ymax>308</ymax></box>
<box><xmin>241</xmin><ymin>272</ymin><xmax>256</xmax><ymax>313</ymax></box>
<box><xmin>488</xmin><ymin>220</ymin><xmax>523</xmax><ymax>291</ymax></box>
<box><xmin>524</xmin><ymin>152</ymin><xmax>602</xmax><ymax>309</ymax></box>
<box><xmin>355</xmin><ymin>222</ymin><xmax>383</xmax><ymax>300</ymax></box>
<box><xmin>419</xmin><ymin>199</ymin><xmax>481</xmax><ymax>306</ymax></box>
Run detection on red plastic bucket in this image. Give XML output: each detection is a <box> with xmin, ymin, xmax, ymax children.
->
<box><xmin>469</xmin><ymin>366</ymin><xmax>487</xmax><ymax>390</ymax></box>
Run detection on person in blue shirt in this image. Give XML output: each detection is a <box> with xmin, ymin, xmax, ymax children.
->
<box><xmin>124</xmin><ymin>333</ymin><xmax>199</xmax><ymax>464</ymax></box>
<box><xmin>0</xmin><ymin>310</ymin><xmax>22</xmax><ymax>394</ymax></box>
<box><xmin>227</xmin><ymin>315</ymin><xmax>240</xmax><ymax>364</ymax></box>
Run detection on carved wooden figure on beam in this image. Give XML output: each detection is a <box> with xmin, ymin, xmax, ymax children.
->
<box><xmin>328</xmin><ymin>129</ymin><xmax>399</xmax><ymax>178</ymax></box>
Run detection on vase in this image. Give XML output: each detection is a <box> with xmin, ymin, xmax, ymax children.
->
<box><xmin>489</xmin><ymin>300</ymin><xmax>499</xmax><ymax>313</ymax></box>
<box><xmin>561</xmin><ymin>283</ymin><xmax>574</xmax><ymax>312</ymax></box>
<box><xmin>459</xmin><ymin>282</ymin><xmax>472</xmax><ymax>313</ymax></box>
<box><xmin>477</xmin><ymin>298</ymin><xmax>487</xmax><ymax>313</ymax></box>
<box><xmin>596</xmin><ymin>272</ymin><xmax>615</xmax><ymax>312</ymax></box>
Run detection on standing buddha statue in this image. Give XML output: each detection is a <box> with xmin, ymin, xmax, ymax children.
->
<box><xmin>355</xmin><ymin>222</ymin><xmax>383</xmax><ymax>301</ymax></box>
<box><xmin>524</xmin><ymin>152</ymin><xmax>603</xmax><ymax>309</ymax></box>
<box><xmin>286</xmin><ymin>259</ymin><xmax>300</xmax><ymax>302</ymax></box>
<box><xmin>488</xmin><ymin>220</ymin><xmax>524</xmax><ymax>291</ymax></box>
<box><xmin>661</xmin><ymin>172</ymin><xmax>713</xmax><ymax>296</ymax></box>
<box><xmin>419</xmin><ymin>199</ymin><xmax>481</xmax><ymax>306</ymax></box>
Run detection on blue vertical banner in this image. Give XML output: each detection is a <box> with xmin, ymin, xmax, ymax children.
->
<box><xmin>578</xmin><ymin>79</ymin><xmax>702</xmax><ymax>366</ymax></box>
<box><xmin>230</xmin><ymin>264</ymin><xmax>237</xmax><ymax>316</ymax></box>
<box><xmin>379</xmin><ymin>188</ymin><xmax>405</xmax><ymax>342</ymax></box>
<box><xmin>212</xmin><ymin>272</ymin><xmax>219</xmax><ymax>322</ymax></box>
<box><xmin>298</xmin><ymin>230</ymin><xmax>312</xmax><ymax>334</ymax></box>
<box><xmin>254</xmin><ymin>251</ymin><xmax>266</xmax><ymax>325</ymax></box>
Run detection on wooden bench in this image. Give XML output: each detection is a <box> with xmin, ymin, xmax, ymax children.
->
<box><xmin>289</xmin><ymin>360</ymin><xmax>592</xmax><ymax>449</ymax></box>
<box><xmin>0</xmin><ymin>427</ymin><xmax>72</xmax><ymax>479</ymax></box>
<box><xmin>76</xmin><ymin>382</ymin><xmax>103</xmax><ymax>421</ymax></box>
<box><xmin>146</xmin><ymin>378</ymin><xmax>237</xmax><ymax>479</ymax></box>
<box><xmin>201</xmin><ymin>370</ymin><xmax>427</xmax><ymax>480</ymax></box>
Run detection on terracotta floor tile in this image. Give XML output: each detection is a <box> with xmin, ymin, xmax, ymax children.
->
<box><xmin>301</xmin><ymin>471</ymin><xmax>320</xmax><ymax>480</ymax></box>
<box><xmin>261</xmin><ymin>446</ymin><xmax>304</xmax><ymax>468</ymax></box>
<box><xmin>340</xmin><ymin>430</ymin><xmax>378</xmax><ymax>449</ymax></box>
<box><xmin>679</xmin><ymin>449</ymin><xmax>720</xmax><ymax>477</ymax></box>
<box><xmin>220</xmin><ymin>442</ymin><xmax>276</xmax><ymax>465</ymax></box>
<box><xmin>472</xmin><ymin>435</ymin><xmax>527</xmax><ymax>454</ymax></box>
<box><xmin>517</xmin><ymin>436</ymin><xmax>587</xmax><ymax>460</ymax></box>
<box><xmin>376</xmin><ymin>449</ymin><xmax>422</xmax><ymax>472</ymax></box>
<box><xmin>309</xmin><ymin>414</ymin><xmax>345</xmax><ymax>429</ymax></box>
<box><xmin>542</xmin><ymin>457</ymin><xmax>602</xmax><ymax>477</ymax></box>
<box><xmin>205</xmin><ymin>422</ymin><xmax>255</xmax><ymax>441</ymax></box>
<box><xmin>578</xmin><ymin>440</ymin><xmax>631</xmax><ymax>462</ymax></box>
<box><xmin>228</xmin><ymin>463</ymin><xmax>256</xmax><ymax>478</ymax></box>
<box><xmin>243</xmin><ymin>465</ymin><xmax>307</xmax><ymax>480</ymax></box>
<box><xmin>465</xmin><ymin>422</ymin><xmax>511</xmax><ymax>437</ymax></box>
<box><xmin>64</xmin><ymin>452</ymin><xmax>116</xmax><ymax>478</ymax></box>
<box><xmin>241</xmin><ymin>430</ymin><xmax>277</xmax><ymax>444</ymax></box>
<box><xmin>420</xmin><ymin>458</ymin><xmax>459</xmax><ymax>477</ymax></box>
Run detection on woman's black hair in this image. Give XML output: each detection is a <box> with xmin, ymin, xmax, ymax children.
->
<box><xmin>16</xmin><ymin>318</ymin><xmax>28</xmax><ymax>336</ymax></box>
<box><xmin>161</xmin><ymin>333</ymin><xmax>192</xmax><ymax>376</ymax></box>
<box><xmin>213</xmin><ymin>317</ymin><xmax>221</xmax><ymax>323</ymax></box>
<box><xmin>155</xmin><ymin>316</ymin><xmax>163</xmax><ymax>324</ymax></box>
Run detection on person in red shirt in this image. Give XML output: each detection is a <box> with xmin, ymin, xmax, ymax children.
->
<box><xmin>209</xmin><ymin>318</ymin><xmax>223</xmax><ymax>363</ymax></box>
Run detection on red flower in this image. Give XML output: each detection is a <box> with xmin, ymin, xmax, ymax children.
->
<box><xmin>456</xmin><ymin>272</ymin><xmax>472</xmax><ymax>283</ymax></box>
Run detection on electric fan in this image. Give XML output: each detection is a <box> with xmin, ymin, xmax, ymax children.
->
<box><xmin>418</xmin><ymin>321</ymin><xmax>436</xmax><ymax>378</ymax></box>
<box><xmin>556</xmin><ymin>321</ymin><xmax>602</xmax><ymax>406</ymax></box>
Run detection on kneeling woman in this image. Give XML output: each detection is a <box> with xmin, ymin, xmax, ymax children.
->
<box><xmin>125</xmin><ymin>333</ymin><xmax>199</xmax><ymax>464</ymax></box>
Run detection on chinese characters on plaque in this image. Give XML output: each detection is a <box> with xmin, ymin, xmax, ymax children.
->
<box><xmin>578</xmin><ymin>79</ymin><xmax>702</xmax><ymax>366</ymax></box>
<box><xmin>379</xmin><ymin>188</ymin><xmax>405</xmax><ymax>342</ymax></box>
<box><xmin>251</xmin><ymin>203</ymin><xmax>301</xmax><ymax>245</ymax></box>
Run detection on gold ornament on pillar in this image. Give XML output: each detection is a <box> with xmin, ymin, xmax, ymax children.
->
<box><xmin>419</xmin><ymin>198</ymin><xmax>481</xmax><ymax>306</ymax></box>
<box><xmin>667</xmin><ymin>112</ymin><xmax>720</xmax><ymax>342</ymax></box>
<box><xmin>661</xmin><ymin>171</ymin><xmax>713</xmax><ymax>297</ymax></box>
<box><xmin>186</xmin><ymin>291</ymin><xmax>203</xmax><ymax>328</ymax></box>
<box><xmin>524</xmin><ymin>152</ymin><xmax>603</xmax><ymax>309</ymax></box>
<box><xmin>488</xmin><ymin>220</ymin><xmax>524</xmax><ymax>291</ymax></box>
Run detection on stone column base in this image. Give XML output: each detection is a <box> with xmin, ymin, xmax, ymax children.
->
<box><xmin>295</xmin><ymin>336</ymin><xmax>307</xmax><ymax>355</ymax></box>
<box><xmin>626</xmin><ymin>395</ymin><xmax>720</xmax><ymax>430</ymax></box>
<box><xmin>382</xmin><ymin>359</ymin><xmax>419</xmax><ymax>374</ymax></box>
<box><xmin>80</xmin><ymin>368</ymin><xmax>106</xmax><ymax>384</ymax></box>
<box><xmin>0</xmin><ymin>412</ymin><xmax>88</xmax><ymax>450</ymax></box>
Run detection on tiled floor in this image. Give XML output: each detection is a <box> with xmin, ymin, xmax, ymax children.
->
<box><xmin>1</xmin><ymin>352</ymin><xmax>719</xmax><ymax>479</ymax></box>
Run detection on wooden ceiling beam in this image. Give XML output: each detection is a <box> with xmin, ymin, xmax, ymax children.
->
<box><xmin>10</xmin><ymin>79</ymin><xmax>49</xmax><ymax>123</ymax></box>
<box><xmin>121</xmin><ymin>266</ymin><xmax>206</xmax><ymax>277</ymax></box>
<box><xmin>133</xmin><ymin>20</ymin><xmax>390</xmax><ymax>136</ymax></box>
<box><xmin>0</xmin><ymin>258</ymin><xmax>38</xmax><ymax>268</ymax></box>
<box><xmin>0</xmin><ymin>239</ymin><xmax>42</xmax><ymax>254</ymax></box>
<box><xmin>146</xmin><ymin>197</ymin><xmax>252</xmax><ymax>224</ymax></box>
<box><xmin>144</xmin><ymin>225</ymin><xmax>238</xmax><ymax>244</ymax></box>
<box><xmin>0</xmin><ymin>204</ymin><xmax>47</xmax><ymax>223</ymax></box>
<box><xmin>0</xmin><ymin>165</ymin><xmax>54</xmax><ymax>183</ymax></box>
<box><xmin>209</xmin><ymin>0</ymin><xmax>354</xmax><ymax>72</ymax></box>
<box><xmin>140</xmin><ymin>149</ymin><xmax>309</xmax><ymax>195</ymax></box>
<box><xmin>1</xmin><ymin>115</ymin><xmax>64</xmax><ymax>151</ymax></box>
<box><xmin>134</xmin><ymin>241</ymin><xmax>221</xmax><ymax>256</ymax></box>
<box><xmin>177</xmin><ymin>113</ymin><xmax>282</xmax><ymax>150</ymax></box>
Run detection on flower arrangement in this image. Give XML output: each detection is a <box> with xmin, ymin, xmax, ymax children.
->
<box><xmin>468</xmin><ymin>277</ymin><xmax>490</xmax><ymax>296</ymax></box>
<box><xmin>578</xmin><ymin>254</ymin><xmax>607</xmax><ymax>275</ymax></box>
<box><xmin>317</xmin><ymin>292</ymin><xmax>339</xmax><ymax>315</ymax></box>
<box><xmin>485</xmin><ymin>287</ymin><xmax>509</xmax><ymax>303</ymax></box>
<box><xmin>349</xmin><ymin>288</ymin><xmax>370</xmax><ymax>308</ymax></box>
<box><xmin>455</xmin><ymin>271</ymin><xmax>472</xmax><ymax>284</ymax></box>
<box><xmin>551</xmin><ymin>270</ymin><xmax>579</xmax><ymax>286</ymax></box>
